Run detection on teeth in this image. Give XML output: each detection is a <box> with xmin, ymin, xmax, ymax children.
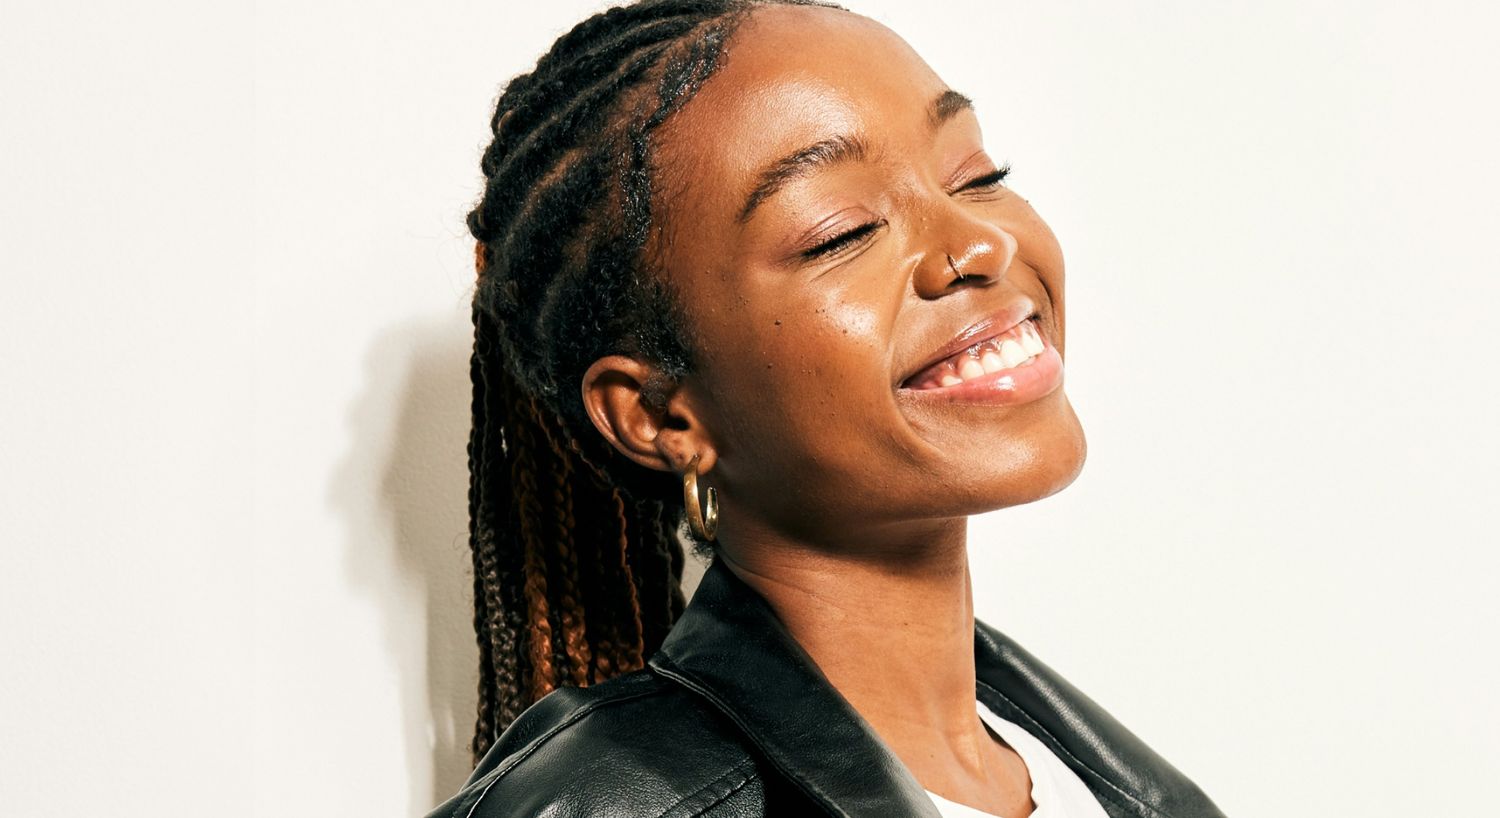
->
<box><xmin>1020</xmin><ymin>322</ymin><xmax>1045</xmax><ymax>355</ymax></box>
<box><xmin>908</xmin><ymin>318</ymin><xmax>1048</xmax><ymax>390</ymax></box>
<box><xmin>998</xmin><ymin>339</ymin><xmax>1028</xmax><ymax>368</ymax></box>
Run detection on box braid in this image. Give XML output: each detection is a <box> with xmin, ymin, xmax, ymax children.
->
<box><xmin>463</xmin><ymin>0</ymin><xmax>842</xmax><ymax>762</ymax></box>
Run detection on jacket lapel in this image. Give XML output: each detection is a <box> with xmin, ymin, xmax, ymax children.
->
<box><xmin>650</xmin><ymin>558</ymin><xmax>1224</xmax><ymax>818</ymax></box>
<box><xmin>648</xmin><ymin>557</ymin><xmax>941</xmax><ymax>817</ymax></box>
<box><xmin>973</xmin><ymin>622</ymin><xmax>1226</xmax><ymax>818</ymax></box>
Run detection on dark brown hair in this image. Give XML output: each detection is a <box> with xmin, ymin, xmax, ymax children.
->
<box><xmin>463</xmin><ymin>0</ymin><xmax>840</xmax><ymax>762</ymax></box>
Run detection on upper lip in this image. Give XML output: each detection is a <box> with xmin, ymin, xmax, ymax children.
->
<box><xmin>896</xmin><ymin>298</ymin><xmax>1038</xmax><ymax>388</ymax></box>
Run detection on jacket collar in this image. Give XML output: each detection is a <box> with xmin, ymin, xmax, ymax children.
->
<box><xmin>649</xmin><ymin>557</ymin><xmax>1222</xmax><ymax>818</ymax></box>
<box><xmin>648</xmin><ymin>556</ymin><xmax>940</xmax><ymax>817</ymax></box>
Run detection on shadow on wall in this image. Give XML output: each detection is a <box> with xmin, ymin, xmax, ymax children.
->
<box><xmin>330</xmin><ymin>313</ymin><xmax>478</xmax><ymax>816</ymax></box>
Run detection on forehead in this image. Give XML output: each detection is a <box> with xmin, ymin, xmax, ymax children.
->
<box><xmin>650</xmin><ymin>6</ymin><xmax>947</xmax><ymax>223</ymax></box>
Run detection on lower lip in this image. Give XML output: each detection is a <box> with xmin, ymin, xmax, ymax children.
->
<box><xmin>896</xmin><ymin>336</ymin><xmax>1063</xmax><ymax>406</ymax></box>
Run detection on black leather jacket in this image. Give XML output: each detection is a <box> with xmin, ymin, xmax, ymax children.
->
<box><xmin>427</xmin><ymin>558</ymin><xmax>1225</xmax><ymax>817</ymax></box>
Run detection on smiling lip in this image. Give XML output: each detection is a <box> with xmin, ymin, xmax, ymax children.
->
<box><xmin>897</xmin><ymin>300</ymin><xmax>1037</xmax><ymax>389</ymax></box>
<box><xmin>896</xmin><ymin>330</ymin><xmax>1063</xmax><ymax>406</ymax></box>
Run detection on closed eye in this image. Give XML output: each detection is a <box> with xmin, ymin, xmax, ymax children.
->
<box><xmin>956</xmin><ymin>163</ymin><xmax>1012</xmax><ymax>193</ymax></box>
<box><xmin>800</xmin><ymin>219</ymin><xmax>885</xmax><ymax>260</ymax></box>
<box><xmin>796</xmin><ymin>163</ymin><xmax>1010</xmax><ymax>262</ymax></box>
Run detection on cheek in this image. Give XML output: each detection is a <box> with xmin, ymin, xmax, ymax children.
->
<box><xmin>703</xmin><ymin>281</ymin><xmax>893</xmax><ymax>461</ymax></box>
<box><xmin>1012</xmin><ymin>205</ymin><xmax>1067</xmax><ymax>345</ymax></box>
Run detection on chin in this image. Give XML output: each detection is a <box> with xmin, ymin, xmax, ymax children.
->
<box><xmin>972</xmin><ymin>394</ymin><xmax>1087</xmax><ymax>512</ymax></box>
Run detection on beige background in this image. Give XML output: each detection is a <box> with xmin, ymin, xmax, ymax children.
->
<box><xmin>2</xmin><ymin>0</ymin><xmax>1497</xmax><ymax>815</ymax></box>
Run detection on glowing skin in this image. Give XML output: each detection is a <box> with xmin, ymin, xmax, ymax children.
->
<box><xmin>580</xmin><ymin>6</ymin><xmax>1086</xmax><ymax>814</ymax></box>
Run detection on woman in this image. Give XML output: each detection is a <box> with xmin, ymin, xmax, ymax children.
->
<box><xmin>430</xmin><ymin>0</ymin><xmax>1224</xmax><ymax>815</ymax></box>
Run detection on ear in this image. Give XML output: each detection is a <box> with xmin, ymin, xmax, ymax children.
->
<box><xmin>579</xmin><ymin>355</ymin><xmax>717</xmax><ymax>475</ymax></box>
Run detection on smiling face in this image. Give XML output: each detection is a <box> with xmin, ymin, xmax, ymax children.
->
<box><xmin>589</xmin><ymin>4</ymin><xmax>1086</xmax><ymax>554</ymax></box>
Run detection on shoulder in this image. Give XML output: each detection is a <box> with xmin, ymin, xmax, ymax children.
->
<box><xmin>425</xmin><ymin>669</ymin><xmax>772</xmax><ymax>818</ymax></box>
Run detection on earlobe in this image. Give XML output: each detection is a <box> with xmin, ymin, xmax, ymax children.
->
<box><xmin>579</xmin><ymin>355</ymin><xmax>716</xmax><ymax>476</ymax></box>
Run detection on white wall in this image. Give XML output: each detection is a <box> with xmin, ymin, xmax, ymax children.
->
<box><xmin>2</xmin><ymin>1</ymin><xmax>1495</xmax><ymax>815</ymax></box>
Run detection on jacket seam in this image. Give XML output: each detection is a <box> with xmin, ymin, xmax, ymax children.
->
<box><xmin>658</xmin><ymin>756</ymin><xmax>759</xmax><ymax>817</ymax></box>
<box><xmin>977</xmin><ymin>680</ymin><xmax>1171</xmax><ymax>818</ymax></box>
<box><xmin>461</xmin><ymin>686</ymin><xmax>667</xmax><ymax>818</ymax></box>
<box><xmin>651</xmin><ymin>658</ymin><xmax>848</xmax><ymax>816</ymax></box>
<box><xmin>693</xmin><ymin>765</ymin><xmax>758</xmax><ymax>815</ymax></box>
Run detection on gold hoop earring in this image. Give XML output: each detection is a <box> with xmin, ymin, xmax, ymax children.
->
<box><xmin>682</xmin><ymin>453</ymin><xmax>718</xmax><ymax>542</ymax></box>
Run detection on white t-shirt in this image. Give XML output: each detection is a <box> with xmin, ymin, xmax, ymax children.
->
<box><xmin>924</xmin><ymin>700</ymin><xmax>1109</xmax><ymax>818</ymax></box>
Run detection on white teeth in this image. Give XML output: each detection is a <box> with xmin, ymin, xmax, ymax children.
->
<box><xmin>1020</xmin><ymin>321</ymin><xmax>1045</xmax><ymax>355</ymax></box>
<box><xmin>910</xmin><ymin>318</ymin><xmax>1048</xmax><ymax>390</ymax></box>
<box><xmin>999</xmin><ymin>339</ymin><xmax>1028</xmax><ymax>368</ymax></box>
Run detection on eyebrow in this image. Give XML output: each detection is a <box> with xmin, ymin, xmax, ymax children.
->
<box><xmin>736</xmin><ymin>88</ymin><xmax>975</xmax><ymax>224</ymax></box>
<box><xmin>930</xmin><ymin>88</ymin><xmax>974</xmax><ymax>128</ymax></box>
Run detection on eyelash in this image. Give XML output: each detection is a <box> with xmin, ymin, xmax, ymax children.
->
<box><xmin>802</xmin><ymin>220</ymin><xmax>885</xmax><ymax>260</ymax></box>
<box><xmin>961</xmin><ymin>162</ymin><xmax>1012</xmax><ymax>191</ymax></box>
<box><xmin>799</xmin><ymin>163</ymin><xmax>1013</xmax><ymax>261</ymax></box>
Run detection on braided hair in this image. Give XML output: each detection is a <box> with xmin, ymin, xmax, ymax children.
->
<box><xmin>464</xmin><ymin>0</ymin><xmax>841</xmax><ymax>762</ymax></box>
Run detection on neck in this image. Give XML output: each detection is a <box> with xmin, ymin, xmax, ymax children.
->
<box><xmin>717</xmin><ymin>518</ymin><xmax>998</xmax><ymax>787</ymax></box>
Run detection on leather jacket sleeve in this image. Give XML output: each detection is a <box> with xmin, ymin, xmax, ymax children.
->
<box><xmin>425</xmin><ymin>672</ymin><xmax>793</xmax><ymax>818</ymax></box>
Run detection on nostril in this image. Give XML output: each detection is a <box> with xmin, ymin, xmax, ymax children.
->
<box><xmin>946</xmin><ymin>254</ymin><xmax>971</xmax><ymax>286</ymax></box>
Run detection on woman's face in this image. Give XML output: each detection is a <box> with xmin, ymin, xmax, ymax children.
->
<box><xmin>637</xmin><ymin>5</ymin><xmax>1085</xmax><ymax>550</ymax></box>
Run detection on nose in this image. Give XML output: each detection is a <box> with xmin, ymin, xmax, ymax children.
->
<box><xmin>911</xmin><ymin>205</ymin><xmax>1019</xmax><ymax>299</ymax></box>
